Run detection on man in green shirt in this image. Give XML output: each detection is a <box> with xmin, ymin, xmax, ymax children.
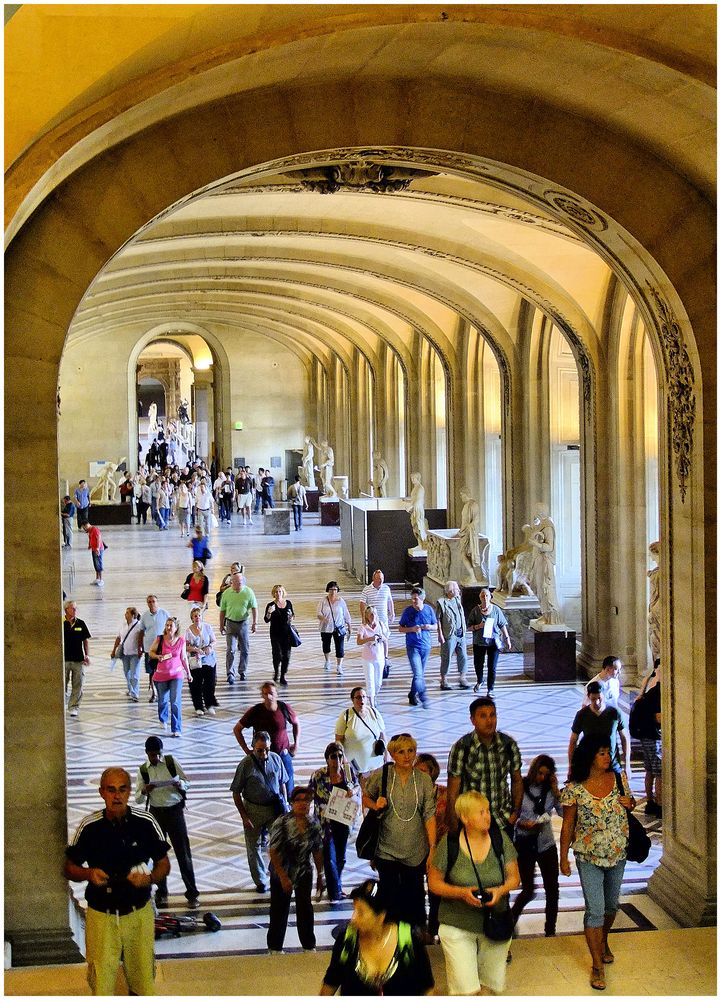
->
<box><xmin>219</xmin><ymin>571</ymin><xmax>258</xmax><ymax>683</ymax></box>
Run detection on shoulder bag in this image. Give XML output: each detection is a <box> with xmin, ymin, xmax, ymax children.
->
<box><xmin>355</xmin><ymin>762</ymin><xmax>390</xmax><ymax>861</ymax></box>
<box><xmin>352</xmin><ymin>707</ymin><xmax>386</xmax><ymax>758</ymax></box>
<box><xmin>462</xmin><ymin>827</ymin><xmax>514</xmax><ymax>942</ymax></box>
<box><xmin>614</xmin><ymin>772</ymin><xmax>651</xmax><ymax>863</ymax></box>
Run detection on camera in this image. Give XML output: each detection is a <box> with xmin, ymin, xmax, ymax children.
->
<box><xmin>473</xmin><ymin>888</ymin><xmax>493</xmax><ymax>903</ymax></box>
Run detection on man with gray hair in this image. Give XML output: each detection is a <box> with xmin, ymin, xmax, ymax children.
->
<box><xmin>435</xmin><ymin>580</ymin><xmax>471</xmax><ymax>690</ymax></box>
<box><xmin>219</xmin><ymin>569</ymin><xmax>258</xmax><ymax>683</ymax></box>
<box><xmin>230</xmin><ymin>731</ymin><xmax>288</xmax><ymax>893</ymax></box>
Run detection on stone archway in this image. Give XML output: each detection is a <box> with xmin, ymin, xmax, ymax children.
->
<box><xmin>5</xmin><ymin>84</ymin><xmax>714</xmax><ymax>960</ymax></box>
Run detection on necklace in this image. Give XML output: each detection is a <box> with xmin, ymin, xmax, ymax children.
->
<box><xmin>389</xmin><ymin>769</ymin><xmax>419</xmax><ymax>822</ymax></box>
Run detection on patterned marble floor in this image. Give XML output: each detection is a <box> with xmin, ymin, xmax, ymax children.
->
<box><xmin>62</xmin><ymin>507</ymin><xmax>670</xmax><ymax>959</ymax></box>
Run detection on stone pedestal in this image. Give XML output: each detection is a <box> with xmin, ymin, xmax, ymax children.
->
<box><xmin>492</xmin><ymin>595</ymin><xmax>541</xmax><ymax>652</ymax></box>
<box><xmin>406</xmin><ymin>552</ymin><xmax>428</xmax><ymax>585</ymax></box>
<box><xmin>426</xmin><ymin>528</ymin><xmax>490</xmax><ymax>586</ymax></box>
<box><xmin>86</xmin><ymin>504</ymin><xmax>132</xmax><ymax>525</ymax></box>
<box><xmin>320</xmin><ymin>499</ymin><xmax>340</xmax><ymax>526</ymax></box>
<box><xmin>523</xmin><ymin>629</ymin><xmax>577</xmax><ymax>682</ymax></box>
<box><xmin>305</xmin><ymin>489</ymin><xmax>320</xmax><ymax>513</ymax></box>
<box><xmin>263</xmin><ymin>508</ymin><xmax>291</xmax><ymax>535</ymax></box>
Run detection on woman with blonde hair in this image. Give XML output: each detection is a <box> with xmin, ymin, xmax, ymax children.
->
<box><xmin>429</xmin><ymin>790</ymin><xmax>520</xmax><ymax>995</ymax></box>
<box><xmin>362</xmin><ymin>733</ymin><xmax>436</xmax><ymax>930</ymax></box>
<box><xmin>356</xmin><ymin>606</ymin><xmax>386</xmax><ymax>707</ymax></box>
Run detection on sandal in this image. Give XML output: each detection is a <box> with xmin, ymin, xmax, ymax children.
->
<box><xmin>591</xmin><ymin>967</ymin><xmax>606</xmax><ymax>991</ymax></box>
<box><xmin>602</xmin><ymin>945</ymin><xmax>615</xmax><ymax>964</ymax></box>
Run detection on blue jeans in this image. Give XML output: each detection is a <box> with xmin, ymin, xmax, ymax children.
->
<box><xmin>156</xmin><ymin>677</ymin><xmax>183</xmax><ymax>734</ymax></box>
<box><xmin>292</xmin><ymin>504</ymin><xmax>302</xmax><ymax>529</ymax></box>
<box><xmin>323</xmin><ymin>820</ymin><xmax>350</xmax><ymax>901</ymax></box>
<box><xmin>576</xmin><ymin>858</ymin><xmax>626</xmax><ymax>927</ymax></box>
<box><xmin>157</xmin><ymin>506</ymin><xmax>170</xmax><ymax>529</ymax></box>
<box><xmin>122</xmin><ymin>655</ymin><xmax>141</xmax><ymax>699</ymax></box>
<box><xmin>254</xmin><ymin>492</ymin><xmax>262</xmax><ymax>513</ymax></box>
<box><xmin>279</xmin><ymin>748</ymin><xmax>295</xmax><ymax>794</ymax></box>
<box><xmin>407</xmin><ymin>644</ymin><xmax>430</xmax><ymax>704</ymax></box>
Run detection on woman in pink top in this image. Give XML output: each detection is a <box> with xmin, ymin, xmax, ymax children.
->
<box><xmin>356</xmin><ymin>607</ymin><xmax>386</xmax><ymax>708</ymax></box>
<box><xmin>149</xmin><ymin>617</ymin><xmax>192</xmax><ymax>737</ymax></box>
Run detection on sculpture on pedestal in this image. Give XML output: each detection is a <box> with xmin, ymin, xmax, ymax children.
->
<box><xmin>524</xmin><ymin>504</ymin><xmax>564</xmax><ymax>627</ymax></box>
<box><xmin>177</xmin><ymin>398</ymin><xmax>191</xmax><ymax>425</ymax></box>
<box><xmin>405</xmin><ymin>471</ymin><xmax>428</xmax><ymax>553</ymax></box>
<box><xmin>147</xmin><ymin>402</ymin><xmax>158</xmax><ymax>436</ymax></box>
<box><xmin>301</xmin><ymin>436</ymin><xmax>316</xmax><ymax>489</ymax></box>
<box><xmin>318</xmin><ymin>440</ymin><xmax>337</xmax><ymax>498</ymax></box>
<box><xmin>647</xmin><ymin>540</ymin><xmax>661</xmax><ymax>662</ymax></box>
<box><xmin>89</xmin><ymin>458</ymin><xmax>126</xmax><ymax>503</ymax></box>
<box><xmin>369</xmin><ymin>452</ymin><xmax>390</xmax><ymax>497</ymax></box>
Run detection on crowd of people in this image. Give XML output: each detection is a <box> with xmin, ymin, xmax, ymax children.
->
<box><xmin>61</xmin><ymin>486</ymin><xmax>662</xmax><ymax>996</ymax></box>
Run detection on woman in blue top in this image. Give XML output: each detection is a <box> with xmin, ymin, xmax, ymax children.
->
<box><xmin>510</xmin><ymin>754</ymin><xmax>562</xmax><ymax>936</ymax></box>
<box><xmin>466</xmin><ymin>588</ymin><xmax>512</xmax><ymax>695</ymax></box>
<box><xmin>398</xmin><ymin>587</ymin><xmax>437</xmax><ymax>709</ymax></box>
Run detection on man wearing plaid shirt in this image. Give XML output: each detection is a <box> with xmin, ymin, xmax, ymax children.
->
<box><xmin>446</xmin><ymin>697</ymin><xmax>523</xmax><ymax>836</ymax></box>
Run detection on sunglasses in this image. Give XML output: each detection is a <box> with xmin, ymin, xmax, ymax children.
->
<box><xmin>328</xmin><ymin>751</ymin><xmax>344</xmax><ymax>759</ymax></box>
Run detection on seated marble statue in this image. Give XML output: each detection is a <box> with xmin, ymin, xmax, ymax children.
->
<box><xmin>405</xmin><ymin>471</ymin><xmax>429</xmax><ymax>551</ymax></box>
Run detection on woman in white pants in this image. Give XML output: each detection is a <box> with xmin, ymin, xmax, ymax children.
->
<box><xmin>356</xmin><ymin>607</ymin><xmax>386</xmax><ymax>707</ymax></box>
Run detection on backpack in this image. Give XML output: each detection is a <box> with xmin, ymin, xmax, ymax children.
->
<box><xmin>629</xmin><ymin>691</ymin><xmax>658</xmax><ymax>739</ymax></box>
<box><xmin>338</xmin><ymin>920</ymin><xmax>414</xmax><ymax>970</ymax></box>
<box><xmin>140</xmin><ymin>754</ymin><xmax>186</xmax><ymax>807</ymax></box>
<box><xmin>443</xmin><ymin>816</ymin><xmax>506</xmax><ymax>879</ymax></box>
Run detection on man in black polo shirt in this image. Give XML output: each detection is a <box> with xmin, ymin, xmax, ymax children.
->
<box><xmin>65</xmin><ymin>767</ymin><xmax>170</xmax><ymax>995</ymax></box>
<box><xmin>63</xmin><ymin>600</ymin><xmax>91</xmax><ymax>718</ymax></box>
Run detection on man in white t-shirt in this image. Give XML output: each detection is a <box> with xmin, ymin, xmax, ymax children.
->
<box><xmin>582</xmin><ymin>655</ymin><xmax>623</xmax><ymax>711</ymax></box>
<box><xmin>359</xmin><ymin>569</ymin><xmax>395</xmax><ymax>670</ymax></box>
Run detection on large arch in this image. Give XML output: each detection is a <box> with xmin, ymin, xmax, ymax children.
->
<box><xmin>5</xmin><ymin>37</ymin><xmax>714</xmax><ymax>962</ymax></box>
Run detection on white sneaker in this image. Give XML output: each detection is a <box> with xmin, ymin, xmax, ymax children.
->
<box><xmin>206</xmin><ymin>707</ymin><xmax>216</xmax><ymax>716</ymax></box>
<box><xmin>172</xmin><ymin>731</ymin><xmax>181</xmax><ymax>738</ymax></box>
<box><xmin>96</xmin><ymin>580</ymin><xmax>104</xmax><ymax>587</ymax></box>
<box><xmin>336</xmin><ymin>666</ymin><xmax>344</xmax><ymax>676</ymax></box>
<box><xmin>195</xmin><ymin>709</ymin><xmax>205</xmax><ymax>716</ymax></box>
<box><xmin>69</xmin><ymin>708</ymin><xmax>79</xmax><ymax>717</ymax></box>
<box><xmin>324</xmin><ymin>661</ymin><xmax>331</xmax><ymax>671</ymax></box>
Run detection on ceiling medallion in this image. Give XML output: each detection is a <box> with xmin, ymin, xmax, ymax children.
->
<box><xmin>543</xmin><ymin>190</ymin><xmax>608</xmax><ymax>233</ymax></box>
<box><xmin>286</xmin><ymin>160</ymin><xmax>433</xmax><ymax>194</ymax></box>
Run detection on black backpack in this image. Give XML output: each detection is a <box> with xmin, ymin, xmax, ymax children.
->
<box><xmin>629</xmin><ymin>692</ymin><xmax>652</xmax><ymax>739</ymax></box>
<box><xmin>140</xmin><ymin>754</ymin><xmax>186</xmax><ymax>807</ymax></box>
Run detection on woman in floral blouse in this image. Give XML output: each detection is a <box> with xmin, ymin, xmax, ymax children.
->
<box><xmin>309</xmin><ymin>742</ymin><xmax>360</xmax><ymax>903</ymax></box>
<box><xmin>560</xmin><ymin>736</ymin><xmax>635</xmax><ymax>991</ymax></box>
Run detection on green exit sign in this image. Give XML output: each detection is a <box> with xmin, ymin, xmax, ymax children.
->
<box><xmin>234</xmin><ymin>421</ymin><xmax>243</xmax><ymax>430</ymax></box>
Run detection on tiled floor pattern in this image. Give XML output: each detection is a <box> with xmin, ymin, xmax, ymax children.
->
<box><xmin>62</xmin><ymin>509</ymin><xmax>670</xmax><ymax>960</ymax></box>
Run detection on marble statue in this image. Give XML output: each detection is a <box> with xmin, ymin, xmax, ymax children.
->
<box><xmin>301</xmin><ymin>436</ymin><xmax>316</xmax><ymax>488</ymax></box>
<box><xmin>89</xmin><ymin>457</ymin><xmax>126</xmax><ymax>503</ymax></box>
<box><xmin>147</xmin><ymin>402</ymin><xmax>158</xmax><ymax>436</ymax></box>
<box><xmin>405</xmin><ymin>471</ymin><xmax>429</xmax><ymax>553</ymax></box>
<box><xmin>457</xmin><ymin>486</ymin><xmax>482</xmax><ymax>584</ymax></box>
<box><xmin>370</xmin><ymin>451</ymin><xmax>389</xmax><ymax>497</ymax></box>
<box><xmin>524</xmin><ymin>504</ymin><xmax>564</xmax><ymax>627</ymax></box>
<box><xmin>318</xmin><ymin>440</ymin><xmax>337</xmax><ymax>498</ymax></box>
<box><xmin>178</xmin><ymin>398</ymin><xmax>191</xmax><ymax>424</ymax></box>
<box><xmin>647</xmin><ymin>540</ymin><xmax>661</xmax><ymax>662</ymax></box>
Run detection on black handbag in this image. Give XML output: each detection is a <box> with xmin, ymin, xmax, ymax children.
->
<box><xmin>351</xmin><ymin>708</ymin><xmax>385</xmax><ymax>759</ymax></box>
<box><xmin>464</xmin><ymin>829</ymin><xmax>514</xmax><ymax>942</ymax></box>
<box><xmin>615</xmin><ymin>773</ymin><xmax>651</xmax><ymax>863</ymax></box>
<box><xmin>355</xmin><ymin>763</ymin><xmax>389</xmax><ymax>861</ymax></box>
<box><xmin>289</xmin><ymin>624</ymin><xmax>302</xmax><ymax>648</ymax></box>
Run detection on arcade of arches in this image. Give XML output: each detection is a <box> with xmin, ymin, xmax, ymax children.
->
<box><xmin>5</xmin><ymin>4</ymin><xmax>715</xmax><ymax>966</ymax></box>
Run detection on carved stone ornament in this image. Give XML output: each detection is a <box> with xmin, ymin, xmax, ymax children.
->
<box><xmin>647</xmin><ymin>285</ymin><xmax>695</xmax><ymax>502</ymax></box>
<box><xmin>286</xmin><ymin>161</ymin><xmax>433</xmax><ymax>194</ymax></box>
<box><xmin>543</xmin><ymin>190</ymin><xmax>608</xmax><ymax>233</ymax></box>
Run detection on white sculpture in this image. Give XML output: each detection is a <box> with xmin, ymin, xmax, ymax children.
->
<box><xmin>457</xmin><ymin>487</ymin><xmax>483</xmax><ymax>584</ymax></box>
<box><xmin>301</xmin><ymin>436</ymin><xmax>316</xmax><ymax>488</ymax></box>
<box><xmin>318</xmin><ymin>440</ymin><xmax>337</xmax><ymax>498</ymax></box>
<box><xmin>89</xmin><ymin>457</ymin><xmax>126</xmax><ymax>503</ymax></box>
<box><xmin>405</xmin><ymin>471</ymin><xmax>429</xmax><ymax>553</ymax></box>
<box><xmin>147</xmin><ymin>402</ymin><xmax>158</xmax><ymax>436</ymax></box>
<box><xmin>648</xmin><ymin>540</ymin><xmax>661</xmax><ymax>662</ymax></box>
<box><xmin>524</xmin><ymin>504</ymin><xmax>564</xmax><ymax>628</ymax></box>
<box><xmin>370</xmin><ymin>452</ymin><xmax>390</xmax><ymax>497</ymax></box>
